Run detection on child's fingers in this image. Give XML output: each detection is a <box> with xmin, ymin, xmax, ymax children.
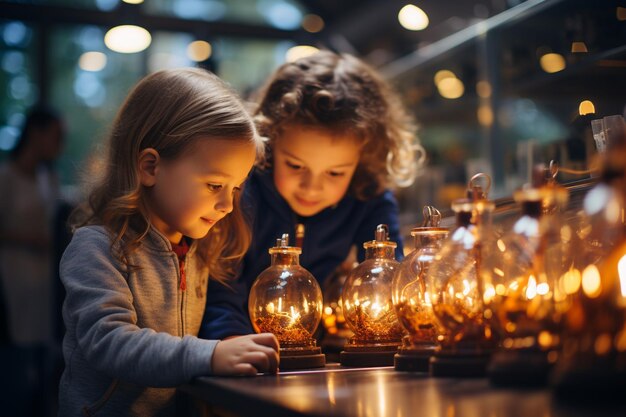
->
<box><xmin>243</xmin><ymin>351</ymin><xmax>273</xmax><ymax>374</ymax></box>
<box><xmin>232</xmin><ymin>363</ymin><xmax>258</xmax><ymax>376</ymax></box>
<box><xmin>253</xmin><ymin>333</ymin><xmax>280</xmax><ymax>351</ymax></box>
<box><xmin>257</xmin><ymin>345</ymin><xmax>279</xmax><ymax>373</ymax></box>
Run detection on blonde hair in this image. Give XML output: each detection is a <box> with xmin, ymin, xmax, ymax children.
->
<box><xmin>254</xmin><ymin>50</ymin><xmax>424</xmax><ymax>200</ymax></box>
<box><xmin>72</xmin><ymin>68</ymin><xmax>263</xmax><ymax>282</ymax></box>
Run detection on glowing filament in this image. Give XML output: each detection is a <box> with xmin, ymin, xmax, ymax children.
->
<box><xmin>462</xmin><ymin>279</ymin><xmax>471</xmax><ymax>296</ymax></box>
<box><xmin>526</xmin><ymin>275</ymin><xmax>537</xmax><ymax>300</ymax></box>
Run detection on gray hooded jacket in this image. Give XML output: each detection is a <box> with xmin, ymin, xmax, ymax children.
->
<box><xmin>59</xmin><ymin>225</ymin><xmax>219</xmax><ymax>416</ymax></box>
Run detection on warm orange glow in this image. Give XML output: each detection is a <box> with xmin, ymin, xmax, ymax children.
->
<box><xmin>563</xmin><ymin>268</ymin><xmax>582</xmax><ymax>294</ymax></box>
<box><xmin>477</xmin><ymin>105</ymin><xmax>493</xmax><ymax>126</ymax></box>
<box><xmin>582</xmin><ymin>264</ymin><xmax>602</xmax><ymax>298</ymax></box>
<box><xmin>571</xmin><ymin>41</ymin><xmax>588</xmax><ymax>53</ymax></box>
<box><xmin>437</xmin><ymin>77</ymin><xmax>464</xmax><ymax>99</ymax></box>
<box><xmin>302</xmin><ymin>14</ymin><xmax>324</xmax><ymax>32</ymax></box>
<box><xmin>538</xmin><ymin>331</ymin><xmax>553</xmax><ymax>348</ymax></box>
<box><xmin>618</xmin><ymin>253</ymin><xmax>626</xmax><ymax>298</ymax></box>
<box><xmin>187</xmin><ymin>40</ymin><xmax>212</xmax><ymax>62</ymax></box>
<box><xmin>476</xmin><ymin>80</ymin><xmax>491</xmax><ymax>98</ymax></box>
<box><xmin>539</xmin><ymin>53</ymin><xmax>566</xmax><ymax>73</ymax></box>
<box><xmin>578</xmin><ymin>100</ymin><xmax>595</xmax><ymax>116</ymax></box>
<box><xmin>594</xmin><ymin>333</ymin><xmax>612</xmax><ymax>355</ymax></box>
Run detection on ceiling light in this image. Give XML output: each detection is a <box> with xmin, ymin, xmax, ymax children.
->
<box><xmin>187</xmin><ymin>40</ymin><xmax>212</xmax><ymax>62</ymax></box>
<box><xmin>286</xmin><ymin>45</ymin><xmax>319</xmax><ymax>63</ymax></box>
<box><xmin>302</xmin><ymin>14</ymin><xmax>324</xmax><ymax>33</ymax></box>
<box><xmin>539</xmin><ymin>53</ymin><xmax>566</xmax><ymax>73</ymax></box>
<box><xmin>578</xmin><ymin>100</ymin><xmax>595</xmax><ymax>116</ymax></box>
<box><xmin>79</xmin><ymin>51</ymin><xmax>107</xmax><ymax>72</ymax></box>
<box><xmin>434</xmin><ymin>69</ymin><xmax>456</xmax><ymax>85</ymax></box>
<box><xmin>571</xmin><ymin>41</ymin><xmax>588</xmax><ymax>53</ymax></box>
<box><xmin>398</xmin><ymin>4</ymin><xmax>429</xmax><ymax>31</ymax></box>
<box><xmin>437</xmin><ymin>77</ymin><xmax>464</xmax><ymax>99</ymax></box>
<box><xmin>104</xmin><ymin>25</ymin><xmax>151</xmax><ymax>54</ymax></box>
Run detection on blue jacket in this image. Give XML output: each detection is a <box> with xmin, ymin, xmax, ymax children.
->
<box><xmin>199</xmin><ymin>169</ymin><xmax>404</xmax><ymax>339</ymax></box>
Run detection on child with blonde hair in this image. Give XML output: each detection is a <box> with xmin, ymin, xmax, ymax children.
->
<box><xmin>200</xmin><ymin>50</ymin><xmax>425</xmax><ymax>339</ymax></box>
<box><xmin>59</xmin><ymin>68</ymin><xmax>279</xmax><ymax>417</ymax></box>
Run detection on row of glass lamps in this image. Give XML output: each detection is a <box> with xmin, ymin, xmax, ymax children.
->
<box><xmin>247</xmin><ymin>114</ymin><xmax>625</xmax><ymax>401</ymax></box>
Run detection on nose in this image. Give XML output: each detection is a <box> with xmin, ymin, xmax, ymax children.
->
<box><xmin>215</xmin><ymin>189</ymin><xmax>234</xmax><ymax>214</ymax></box>
<box><xmin>299</xmin><ymin>171</ymin><xmax>323</xmax><ymax>193</ymax></box>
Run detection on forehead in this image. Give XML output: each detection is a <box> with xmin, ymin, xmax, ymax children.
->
<box><xmin>184</xmin><ymin>137</ymin><xmax>257</xmax><ymax>179</ymax></box>
<box><xmin>275</xmin><ymin>125</ymin><xmax>362</xmax><ymax>166</ymax></box>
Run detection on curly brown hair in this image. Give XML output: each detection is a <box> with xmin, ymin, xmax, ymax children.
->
<box><xmin>72</xmin><ymin>68</ymin><xmax>263</xmax><ymax>282</ymax></box>
<box><xmin>254</xmin><ymin>50</ymin><xmax>424</xmax><ymax>200</ymax></box>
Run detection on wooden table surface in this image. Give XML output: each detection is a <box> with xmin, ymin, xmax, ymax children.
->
<box><xmin>181</xmin><ymin>365</ymin><xmax>625</xmax><ymax>417</ymax></box>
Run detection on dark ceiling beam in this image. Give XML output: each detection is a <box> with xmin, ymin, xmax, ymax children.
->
<box><xmin>0</xmin><ymin>2</ymin><xmax>298</xmax><ymax>39</ymax></box>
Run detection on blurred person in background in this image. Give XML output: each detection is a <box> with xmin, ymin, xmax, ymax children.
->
<box><xmin>0</xmin><ymin>104</ymin><xmax>65</xmax><ymax>417</ymax></box>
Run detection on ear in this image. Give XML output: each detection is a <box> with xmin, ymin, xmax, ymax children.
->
<box><xmin>138</xmin><ymin>148</ymin><xmax>160</xmax><ymax>187</ymax></box>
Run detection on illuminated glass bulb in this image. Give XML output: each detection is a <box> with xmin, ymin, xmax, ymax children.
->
<box><xmin>485</xmin><ymin>170</ymin><xmax>572</xmax><ymax>386</ymax></box>
<box><xmin>340</xmin><ymin>224</ymin><xmax>404</xmax><ymax>367</ymax></box>
<box><xmin>249</xmin><ymin>234</ymin><xmax>325</xmax><ymax>369</ymax></box>
<box><xmin>552</xmin><ymin>115</ymin><xmax>626</xmax><ymax>402</ymax></box>
<box><xmin>427</xmin><ymin>173</ymin><xmax>497</xmax><ymax>376</ymax></box>
<box><xmin>392</xmin><ymin>206</ymin><xmax>448</xmax><ymax>371</ymax></box>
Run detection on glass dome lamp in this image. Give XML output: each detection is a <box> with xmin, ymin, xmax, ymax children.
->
<box><xmin>392</xmin><ymin>206</ymin><xmax>448</xmax><ymax>372</ymax></box>
<box><xmin>249</xmin><ymin>234</ymin><xmax>325</xmax><ymax>370</ymax></box>
<box><xmin>319</xmin><ymin>260</ymin><xmax>356</xmax><ymax>361</ymax></box>
<box><xmin>571</xmin><ymin>115</ymin><xmax>626</xmax><ymax>270</ymax></box>
<box><xmin>485</xmin><ymin>163</ymin><xmax>572</xmax><ymax>386</ymax></box>
<box><xmin>426</xmin><ymin>173</ymin><xmax>498</xmax><ymax>377</ymax></box>
<box><xmin>340</xmin><ymin>224</ymin><xmax>404</xmax><ymax>367</ymax></box>
<box><xmin>552</xmin><ymin>115</ymin><xmax>626</xmax><ymax>403</ymax></box>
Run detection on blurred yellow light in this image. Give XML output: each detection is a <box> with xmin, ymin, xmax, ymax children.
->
<box><xmin>582</xmin><ymin>264</ymin><xmax>602</xmax><ymax>298</ymax></box>
<box><xmin>104</xmin><ymin>25</ymin><xmax>151</xmax><ymax>53</ymax></box>
<box><xmin>563</xmin><ymin>268</ymin><xmax>581</xmax><ymax>294</ymax></box>
<box><xmin>616</xmin><ymin>330</ymin><xmax>626</xmax><ymax>352</ymax></box>
<box><xmin>398</xmin><ymin>4</ymin><xmax>429</xmax><ymax>31</ymax></box>
<box><xmin>538</xmin><ymin>331</ymin><xmax>552</xmax><ymax>348</ymax></box>
<box><xmin>286</xmin><ymin>45</ymin><xmax>319</xmax><ymax>63</ymax></box>
<box><xmin>571</xmin><ymin>41</ymin><xmax>588</xmax><ymax>53</ymax></box>
<box><xmin>79</xmin><ymin>51</ymin><xmax>107</xmax><ymax>72</ymax></box>
<box><xmin>537</xmin><ymin>282</ymin><xmax>550</xmax><ymax>295</ymax></box>
<box><xmin>618</xmin><ymin>253</ymin><xmax>626</xmax><ymax>298</ymax></box>
<box><xmin>187</xmin><ymin>40</ymin><xmax>212</xmax><ymax>62</ymax></box>
<box><xmin>477</xmin><ymin>105</ymin><xmax>493</xmax><ymax>126</ymax></box>
<box><xmin>594</xmin><ymin>333</ymin><xmax>612</xmax><ymax>355</ymax></box>
<box><xmin>434</xmin><ymin>69</ymin><xmax>455</xmax><ymax>85</ymax></box>
<box><xmin>578</xmin><ymin>100</ymin><xmax>595</xmax><ymax>116</ymax></box>
<box><xmin>539</xmin><ymin>53</ymin><xmax>566</xmax><ymax>73</ymax></box>
<box><xmin>123</xmin><ymin>0</ymin><xmax>144</xmax><ymax>3</ymax></box>
<box><xmin>476</xmin><ymin>80</ymin><xmax>491</xmax><ymax>98</ymax></box>
<box><xmin>437</xmin><ymin>77</ymin><xmax>464</xmax><ymax>99</ymax></box>
<box><xmin>302</xmin><ymin>14</ymin><xmax>324</xmax><ymax>33</ymax></box>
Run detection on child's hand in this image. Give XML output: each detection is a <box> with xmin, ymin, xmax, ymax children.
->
<box><xmin>211</xmin><ymin>333</ymin><xmax>280</xmax><ymax>376</ymax></box>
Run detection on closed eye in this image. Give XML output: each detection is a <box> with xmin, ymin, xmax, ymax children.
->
<box><xmin>207</xmin><ymin>183</ymin><xmax>222</xmax><ymax>192</ymax></box>
<box><xmin>328</xmin><ymin>171</ymin><xmax>346</xmax><ymax>177</ymax></box>
<box><xmin>285</xmin><ymin>160</ymin><xmax>303</xmax><ymax>171</ymax></box>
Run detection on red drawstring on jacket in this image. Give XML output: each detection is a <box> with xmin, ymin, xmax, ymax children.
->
<box><xmin>171</xmin><ymin>239</ymin><xmax>190</xmax><ymax>291</ymax></box>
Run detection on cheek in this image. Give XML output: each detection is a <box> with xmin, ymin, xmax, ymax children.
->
<box><xmin>273</xmin><ymin>166</ymin><xmax>296</xmax><ymax>195</ymax></box>
<box><xmin>327</xmin><ymin>180</ymin><xmax>351</xmax><ymax>203</ymax></box>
